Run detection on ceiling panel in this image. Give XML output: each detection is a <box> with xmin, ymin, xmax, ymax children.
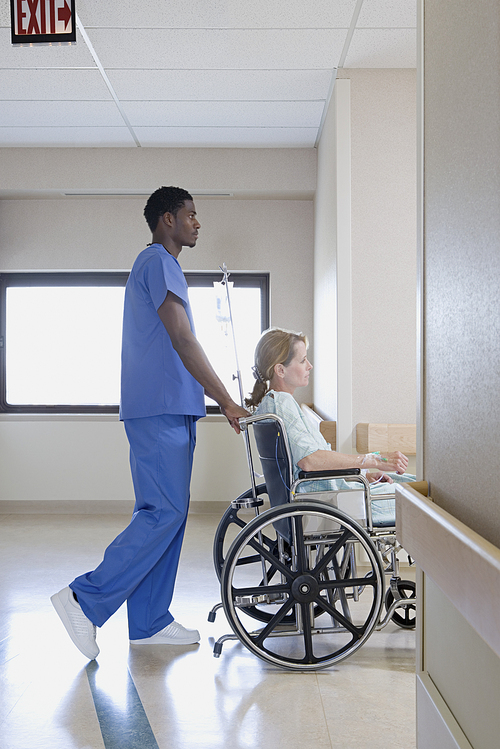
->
<box><xmin>106</xmin><ymin>69</ymin><xmax>333</xmax><ymax>102</ymax></box>
<box><xmin>0</xmin><ymin>0</ymin><xmax>417</xmax><ymax>148</ymax></box>
<box><xmin>134</xmin><ymin>126</ymin><xmax>317</xmax><ymax>148</ymax></box>
<box><xmin>88</xmin><ymin>28</ymin><xmax>349</xmax><ymax>70</ymax></box>
<box><xmin>0</xmin><ymin>69</ymin><xmax>113</xmax><ymax>100</ymax></box>
<box><xmin>0</xmin><ymin>126</ymin><xmax>136</xmax><ymax>146</ymax></box>
<box><xmin>76</xmin><ymin>0</ymin><xmax>357</xmax><ymax>29</ymax></box>
<box><xmin>0</xmin><ymin>29</ymin><xmax>96</xmax><ymax>67</ymax></box>
<box><xmin>357</xmin><ymin>0</ymin><xmax>417</xmax><ymax>28</ymax></box>
<box><xmin>0</xmin><ymin>101</ymin><xmax>123</xmax><ymax>127</ymax></box>
<box><xmin>122</xmin><ymin>101</ymin><xmax>324</xmax><ymax>128</ymax></box>
<box><xmin>344</xmin><ymin>29</ymin><xmax>416</xmax><ymax>68</ymax></box>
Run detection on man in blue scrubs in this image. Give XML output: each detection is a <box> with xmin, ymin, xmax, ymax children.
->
<box><xmin>51</xmin><ymin>186</ymin><xmax>247</xmax><ymax>659</ymax></box>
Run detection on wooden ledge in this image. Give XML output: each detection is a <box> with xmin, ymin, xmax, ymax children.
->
<box><xmin>356</xmin><ymin>422</ymin><xmax>416</xmax><ymax>454</ymax></box>
<box><xmin>396</xmin><ymin>483</ymin><xmax>500</xmax><ymax>659</ymax></box>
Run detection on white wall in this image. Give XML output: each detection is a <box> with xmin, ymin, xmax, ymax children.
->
<box><xmin>313</xmin><ymin>78</ymin><xmax>339</xmax><ymax>423</ymax></box>
<box><xmin>347</xmin><ymin>69</ymin><xmax>417</xmax><ymax>427</ymax></box>
<box><xmin>0</xmin><ymin>147</ymin><xmax>315</xmax><ymax>504</ymax></box>
<box><xmin>315</xmin><ymin>70</ymin><xmax>417</xmax><ymax>450</ymax></box>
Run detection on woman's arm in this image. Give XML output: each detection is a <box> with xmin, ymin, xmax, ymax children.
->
<box><xmin>270</xmin><ymin>391</ymin><xmax>409</xmax><ymax>475</ymax></box>
<box><xmin>297</xmin><ymin>450</ymin><xmax>408</xmax><ymax>474</ymax></box>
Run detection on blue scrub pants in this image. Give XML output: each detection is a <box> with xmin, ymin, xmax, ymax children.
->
<box><xmin>70</xmin><ymin>414</ymin><xmax>197</xmax><ymax>640</ymax></box>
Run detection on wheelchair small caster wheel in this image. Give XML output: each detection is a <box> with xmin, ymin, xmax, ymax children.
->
<box><xmin>385</xmin><ymin>579</ymin><xmax>416</xmax><ymax>629</ymax></box>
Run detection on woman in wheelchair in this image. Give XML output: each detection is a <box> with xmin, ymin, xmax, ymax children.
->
<box><xmin>245</xmin><ymin>327</ymin><xmax>409</xmax><ymax>492</ymax></box>
<box><xmin>210</xmin><ymin>328</ymin><xmax>416</xmax><ymax>669</ymax></box>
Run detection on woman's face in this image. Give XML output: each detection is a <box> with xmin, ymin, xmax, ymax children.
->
<box><xmin>277</xmin><ymin>340</ymin><xmax>312</xmax><ymax>393</ymax></box>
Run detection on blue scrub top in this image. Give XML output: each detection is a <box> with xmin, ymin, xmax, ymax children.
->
<box><xmin>119</xmin><ymin>243</ymin><xmax>206</xmax><ymax>420</ymax></box>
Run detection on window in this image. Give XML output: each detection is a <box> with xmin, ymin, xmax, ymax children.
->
<box><xmin>186</xmin><ymin>272</ymin><xmax>269</xmax><ymax>411</ymax></box>
<box><xmin>0</xmin><ymin>271</ymin><xmax>269</xmax><ymax>414</ymax></box>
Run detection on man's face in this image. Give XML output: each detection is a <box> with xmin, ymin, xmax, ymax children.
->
<box><xmin>171</xmin><ymin>200</ymin><xmax>200</xmax><ymax>248</ymax></box>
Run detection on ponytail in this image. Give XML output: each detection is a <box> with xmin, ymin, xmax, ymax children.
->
<box><xmin>245</xmin><ymin>328</ymin><xmax>307</xmax><ymax>409</ymax></box>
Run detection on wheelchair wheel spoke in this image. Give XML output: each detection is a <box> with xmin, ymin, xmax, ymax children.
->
<box><xmin>323</xmin><ymin>557</ymin><xmax>351</xmax><ymax>620</ymax></box>
<box><xmin>246</xmin><ymin>536</ymin><xmax>294</xmax><ymax>580</ymax></box>
<box><xmin>292</xmin><ymin>514</ymin><xmax>307</xmax><ymax>573</ymax></box>
<box><xmin>253</xmin><ymin>598</ymin><xmax>296</xmax><ymax>645</ymax></box>
<box><xmin>404</xmin><ymin>607</ymin><xmax>414</xmax><ymax>625</ymax></box>
<box><xmin>312</xmin><ymin>528</ymin><xmax>353</xmax><ymax>577</ymax></box>
<box><xmin>313</xmin><ymin>595</ymin><xmax>364</xmax><ymax>638</ymax></box>
<box><xmin>320</xmin><ymin>573</ymin><xmax>378</xmax><ymax>591</ymax></box>
<box><xmin>233</xmin><ymin>553</ymin><xmax>264</xmax><ymax>567</ymax></box>
<box><xmin>301</xmin><ymin>604</ymin><xmax>315</xmax><ymax>661</ymax></box>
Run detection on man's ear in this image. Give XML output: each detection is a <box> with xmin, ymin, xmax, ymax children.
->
<box><xmin>162</xmin><ymin>211</ymin><xmax>175</xmax><ymax>228</ymax></box>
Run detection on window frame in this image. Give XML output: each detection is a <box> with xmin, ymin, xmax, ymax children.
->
<box><xmin>0</xmin><ymin>270</ymin><xmax>269</xmax><ymax>415</ymax></box>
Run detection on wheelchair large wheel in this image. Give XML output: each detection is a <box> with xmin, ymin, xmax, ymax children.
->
<box><xmin>221</xmin><ymin>501</ymin><xmax>385</xmax><ymax>671</ymax></box>
<box><xmin>214</xmin><ymin>485</ymin><xmax>301</xmax><ymax>625</ymax></box>
<box><xmin>213</xmin><ymin>484</ymin><xmax>268</xmax><ymax>582</ymax></box>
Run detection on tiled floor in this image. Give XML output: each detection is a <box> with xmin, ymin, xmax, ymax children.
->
<box><xmin>0</xmin><ymin>511</ymin><xmax>416</xmax><ymax>749</ymax></box>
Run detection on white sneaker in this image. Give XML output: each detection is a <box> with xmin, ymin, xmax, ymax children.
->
<box><xmin>51</xmin><ymin>587</ymin><xmax>99</xmax><ymax>660</ymax></box>
<box><xmin>130</xmin><ymin>621</ymin><xmax>200</xmax><ymax>645</ymax></box>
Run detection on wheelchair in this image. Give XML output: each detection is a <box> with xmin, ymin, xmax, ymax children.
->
<box><xmin>208</xmin><ymin>413</ymin><xmax>416</xmax><ymax>671</ymax></box>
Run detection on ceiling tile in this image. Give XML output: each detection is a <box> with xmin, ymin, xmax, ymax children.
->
<box><xmin>122</xmin><ymin>101</ymin><xmax>324</xmax><ymax>128</ymax></box>
<box><xmin>344</xmin><ymin>29</ymin><xmax>416</xmax><ymax>68</ymax></box>
<box><xmin>0</xmin><ymin>101</ymin><xmax>124</xmax><ymax>127</ymax></box>
<box><xmin>0</xmin><ymin>4</ymin><xmax>12</xmax><ymax>25</ymax></box>
<box><xmin>357</xmin><ymin>0</ymin><xmax>417</xmax><ymax>28</ymax></box>
<box><xmin>106</xmin><ymin>69</ymin><xmax>333</xmax><ymax>102</ymax></box>
<box><xmin>77</xmin><ymin>0</ymin><xmax>357</xmax><ymax>29</ymax></box>
<box><xmin>0</xmin><ymin>0</ymin><xmax>419</xmax><ymax>149</ymax></box>
<box><xmin>134</xmin><ymin>126</ymin><xmax>317</xmax><ymax>148</ymax></box>
<box><xmin>0</xmin><ymin>28</ymin><xmax>96</xmax><ymax>67</ymax></box>
<box><xmin>88</xmin><ymin>28</ymin><xmax>348</xmax><ymax>69</ymax></box>
<box><xmin>0</xmin><ymin>69</ymin><xmax>112</xmax><ymax>100</ymax></box>
<box><xmin>0</xmin><ymin>127</ymin><xmax>137</xmax><ymax>147</ymax></box>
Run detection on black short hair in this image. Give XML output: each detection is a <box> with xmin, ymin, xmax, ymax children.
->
<box><xmin>144</xmin><ymin>186</ymin><xmax>193</xmax><ymax>232</ymax></box>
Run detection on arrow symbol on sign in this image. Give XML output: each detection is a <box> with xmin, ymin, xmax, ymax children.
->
<box><xmin>58</xmin><ymin>1</ymin><xmax>72</xmax><ymax>29</ymax></box>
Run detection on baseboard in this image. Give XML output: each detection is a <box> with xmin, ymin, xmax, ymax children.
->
<box><xmin>0</xmin><ymin>499</ymin><xmax>229</xmax><ymax>515</ymax></box>
<box><xmin>0</xmin><ymin>500</ymin><xmax>136</xmax><ymax>514</ymax></box>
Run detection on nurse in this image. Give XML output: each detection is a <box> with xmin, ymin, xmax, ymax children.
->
<box><xmin>51</xmin><ymin>186</ymin><xmax>248</xmax><ymax>659</ymax></box>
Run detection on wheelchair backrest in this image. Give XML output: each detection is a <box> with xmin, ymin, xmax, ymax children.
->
<box><xmin>253</xmin><ymin>417</ymin><xmax>293</xmax><ymax>508</ymax></box>
<box><xmin>252</xmin><ymin>416</ymin><xmax>294</xmax><ymax>543</ymax></box>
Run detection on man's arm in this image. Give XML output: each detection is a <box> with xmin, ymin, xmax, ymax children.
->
<box><xmin>157</xmin><ymin>291</ymin><xmax>248</xmax><ymax>432</ymax></box>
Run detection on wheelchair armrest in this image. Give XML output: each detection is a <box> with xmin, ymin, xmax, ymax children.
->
<box><xmin>297</xmin><ymin>468</ymin><xmax>361</xmax><ymax>480</ymax></box>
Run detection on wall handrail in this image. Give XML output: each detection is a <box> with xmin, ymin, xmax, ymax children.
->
<box><xmin>396</xmin><ymin>483</ymin><xmax>500</xmax><ymax>659</ymax></box>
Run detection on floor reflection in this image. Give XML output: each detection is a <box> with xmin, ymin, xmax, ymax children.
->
<box><xmin>0</xmin><ymin>512</ymin><xmax>416</xmax><ymax>749</ymax></box>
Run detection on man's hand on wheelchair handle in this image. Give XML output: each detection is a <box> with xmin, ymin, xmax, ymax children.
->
<box><xmin>220</xmin><ymin>401</ymin><xmax>250</xmax><ymax>434</ymax></box>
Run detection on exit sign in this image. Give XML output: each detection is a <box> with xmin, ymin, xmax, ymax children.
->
<box><xmin>10</xmin><ymin>0</ymin><xmax>76</xmax><ymax>44</ymax></box>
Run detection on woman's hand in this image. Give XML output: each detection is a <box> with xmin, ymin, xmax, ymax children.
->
<box><xmin>367</xmin><ymin>471</ymin><xmax>393</xmax><ymax>484</ymax></box>
<box><xmin>361</xmin><ymin>451</ymin><xmax>408</xmax><ymax>473</ymax></box>
<box><xmin>377</xmin><ymin>451</ymin><xmax>408</xmax><ymax>474</ymax></box>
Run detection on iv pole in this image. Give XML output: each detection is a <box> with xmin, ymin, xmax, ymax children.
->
<box><xmin>218</xmin><ymin>263</ymin><xmax>260</xmax><ymax>505</ymax></box>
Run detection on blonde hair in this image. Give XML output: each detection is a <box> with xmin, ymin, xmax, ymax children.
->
<box><xmin>245</xmin><ymin>328</ymin><xmax>308</xmax><ymax>408</ymax></box>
